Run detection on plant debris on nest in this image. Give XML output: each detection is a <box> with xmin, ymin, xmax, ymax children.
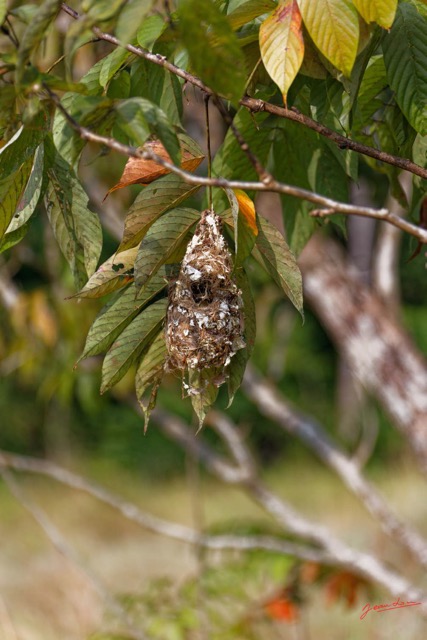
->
<box><xmin>165</xmin><ymin>209</ymin><xmax>245</xmax><ymax>387</ymax></box>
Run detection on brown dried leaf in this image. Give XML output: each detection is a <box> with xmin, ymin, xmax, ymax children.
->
<box><xmin>106</xmin><ymin>137</ymin><xmax>204</xmax><ymax>195</ymax></box>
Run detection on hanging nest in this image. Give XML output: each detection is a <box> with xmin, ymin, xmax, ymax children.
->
<box><xmin>165</xmin><ymin>209</ymin><xmax>245</xmax><ymax>383</ymax></box>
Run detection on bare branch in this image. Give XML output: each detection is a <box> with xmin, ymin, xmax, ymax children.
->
<box><xmin>243</xmin><ymin>365</ymin><xmax>427</xmax><ymax>570</ymax></box>
<box><xmin>59</xmin><ymin>2</ymin><xmax>427</xmax><ymax>182</ymax></box>
<box><xmin>150</xmin><ymin>411</ymin><xmax>427</xmax><ymax>608</ymax></box>
<box><xmin>0</xmin><ymin>449</ymin><xmax>326</xmax><ymax>563</ymax></box>
<box><xmin>42</xmin><ymin>85</ymin><xmax>427</xmax><ymax>243</ymax></box>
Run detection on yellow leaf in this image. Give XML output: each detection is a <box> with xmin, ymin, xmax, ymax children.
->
<box><xmin>234</xmin><ymin>189</ymin><xmax>258</xmax><ymax>236</ymax></box>
<box><xmin>259</xmin><ymin>0</ymin><xmax>304</xmax><ymax>101</ymax></box>
<box><xmin>298</xmin><ymin>0</ymin><xmax>359</xmax><ymax>77</ymax></box>
<box><xmin>352</xmin><ymin>0</ymin><xmax>397</xmax><ymax>29</ymax></box>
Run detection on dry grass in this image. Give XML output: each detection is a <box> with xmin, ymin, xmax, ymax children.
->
<box><xmin>0</xmin><ymin>456</ymin><xmax>426</xmax><ymax>639</ymax></box>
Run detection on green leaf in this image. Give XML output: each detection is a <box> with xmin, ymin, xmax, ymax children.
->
<box><xmin>117</xmin><ymin>97</ymin><xmax>180</xmax><ymax>163</ymax></box>
<box><xmin>178</xmin><ymin>0</ymin><xmax>247</xmax><ymax>105</ymax></box>
<box><xmin>130</xmin><ymin>57</ymin><xmax>183</xmax><ymax>126</ymax></box>
<box><xmin>223</xmin><ymin>188</ymin><xmax>240</xmax><ymax>255</ymax></box>
<box><xmin>79</xmin><ymin>273</ymin><xmax>167</xmax><ymax>360</ymax></box>
<box><xmin>116</xmin><ymin>0</ymin><xmax>154</xmax><ymax>43</ymax></box>
<box><xmin>101</xmin><ymin>298</ymin><xmax>168</xmax><ymax>393</ymax></box>
<box><xmin>15</xmin><ymin>0</ymin><xmax>63</xmax><ymax>84</ymax></box>
<box><xmin>271</xmin><ymin>120</ymin><xmax>349</xmax><ymax>253</ymax></box>
<box><xmin>352</xmin><ymin>0</ymin><xmax>397</xmax><ymax>29</ymax></box>
<box><xmin>83</xmin><ymin>0</ymin><xmax>125</xmax><ymax>22</ymax></box>
<box><xmin>134</xmin><ymin>208</ymin><xmax>199</xmax><ymax>291</ymax></box>
<box><xmin>45</xmin><ymin>142</ymin><xmax>102</xmax><ymax>288</ymax></box>
<box><xmin>6</xmin><ymin>144</ymin><xmax>44</xmax><ymax>234</ymax></box>
<box><xmin>298</xmin><ymin>0</ymin><xmax>359</xmax><ymax>76</ymax></box>
<box><xmin>0</xmin><ymin>115</ymin><xmax>47</xmax><ymax>181</ymax></box>
<box><xmin>137</xmin><ymin>13</ymin><xmax>167</xmax><ymax>51</ymax></box>
<box><xmin>119</xmin><ymin>174</ymin><xmax>201</xmax><ymax>252</ymax></box>
<box><xmin>99</xmin><ymin>47</ymin><xmax>132</xmax><ymax>89</ymax></box>
<box><xmin>382</xmin><ymin>3</ymin><xmax>427</xmax><ymax>136</ymax></box>
<box><xmin>73</xmin><ymin>247</ymin><xmax>138</xmax><ymax>299</ymax></box>
<box><xmin>253</xmin><ymin>213</ymin><xmax>303</xmax><ymax>317</ymax></box>
<box><xmin>227</xmin><ymin>267</ymin><xmax>256</xmax><ymax>406</ymax></box>
<box><xmin>0</xmin><ymin>0</ymin><xmax>7</xmax><ymax>26</ymax></box>
<box><xmin>259</xmin><ymin>0</ymin><xmax>305</xmax><ymax>101</ymax></box>
<box><xmin>188</xmin><ymin>368</ymin><xmax>220</xmax><ymax>431</ymax></box>
<box><xmin>0</xmin><ymin>158</ymin><xmax>33</xmax><ymax>240</ymax></box>
<box><xmin>135</xmin><ymin>330</ymin><xmax>168</xmax><ymax>430</ymax></box>
<box><xmin>0</xmin><ymin>223</ymin><xmax>30</xmax><ymax>253</ymax></box>
<box><xmin>227</xmin><ymin>0</ymin><xmax>276</xmax><ymax>30</ymax></box>
<box><xmin>352</xmin><ymin>55</ymin><xmax>388</xmax><ymax>132</ymax></box>
<box><xmin>115</xmin><ymin>98</ymin><xmax>151</xmax><ymax>146</ymax></box>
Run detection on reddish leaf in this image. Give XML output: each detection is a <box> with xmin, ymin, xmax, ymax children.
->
<box><xmin>107</xmin><ymin>137</ymin><xmax>204</xmax><ymax>195</ymax></box>
<box><xmin>324</xmin><ymin>570</ymin><xmax>365</xmax><ymax>608</ymax></box>
<box><xmin>264</xmin><ymin>591</ymin><xmax>300</xmax><ymax>622</ymax></box>
<box><xmin>234</xmin><ymin>189</ymin><xmax>258</xmax><ymax>236</ymax></box>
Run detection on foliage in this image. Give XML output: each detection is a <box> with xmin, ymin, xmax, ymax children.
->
<box><xmin>0</xmin><ymin>0</ymin><xmax>426</xmax><ymax>427</ymax></box>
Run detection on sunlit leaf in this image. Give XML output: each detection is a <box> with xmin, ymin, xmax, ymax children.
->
<box><xmin>227</xmin><ymin>0</ymin><xmax>276</xmax><ymax>31</ymax></box>
<box><xmin>101</xmin><ymin>298</ymin><xmax>168</xmax><ymax>393</ymax></box>
<box><xmin>79</xmin><ymin>273</ymin><xmax>167</xmax><ymax>361</ymax></box>
<box><xmin>134</xmin><ymin>208</ymin><xmax>199</xmax><ymax>291</ymax></box>
<box><xmin>382</xmin><ymin>3</ymin><xmax>427</xmax><ymax>135</ymax></box>
<box><xmin>6</xmin><ymin>144</ymin><xmax>44</xmax><ymax>234</ymax></box>
<box><xmin>72</xmin><ymin>247</ymin><xmax>139</xmax><ymax>299</ymax></box>
<box><xmin>107</xmin><ymin>135</ymin><xmax>204</xmax><ymax>193</ymax></box>
<box><xmin>118</xmin><ymin>174</ymin><xmax>201</xmax><ymax>252</ymax></box>
<box><xmin>352</xmin><ymin>0</ymin><xmax>397</xmax><ymax>29</ymax></box>
<box><xmin>178</xmin><ymin>0</ymin><xmax>247</xmax><ymax>105</ymax></box>
<box><xmin>253</xmin><ymin>214</ymin><xmax>303</xmax><ymax>317</ymax></box>
<box><xmin>259</xmin><ymin>0</ymin><xmax>304</xmax><ymax>101</ymax></box>
<box><xmin>298</xmin><ymin>0</ymin><xmax>359</xmax><ymax>76</ymax></box>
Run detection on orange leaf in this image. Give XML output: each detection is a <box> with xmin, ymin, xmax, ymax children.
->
<box><xmin>325</xmin><ymin>571</ymin><xmax>365</xmax><ymax>608</ymax></box>
<box><xmin>106</xmin><ymin>138</ymin><xmax>204</xmax><ymax>196</ymax></box>
<box><xmin>234</xmin><ymin>189</ymin><xmax>258</xmax><ymax>236</ymax></box>
<box><xmin>264</xmin><ymin>595</ymin><xmax>300</xmax><ymax>622</ymax></box>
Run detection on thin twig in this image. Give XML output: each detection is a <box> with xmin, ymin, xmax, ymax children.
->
<box><xmin>59</xmin><ymin>3</ymin><xmax>427</xmax><ymax>182</ymax></box>
<box><xmin>42</xmin><ymin>85</ymin><xmax>427</xmax><ymax>243</ymax></box>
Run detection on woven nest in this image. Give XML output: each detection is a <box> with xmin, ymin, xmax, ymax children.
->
<box><xmin>165</xmin><ymin>209</ymin><xmax>245</xmax><ymax>375</ymax></box>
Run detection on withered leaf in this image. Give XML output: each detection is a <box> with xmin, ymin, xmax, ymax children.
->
<box><xmin>106</xmin><ymin>136</ymin><xmax>204</xmax><ymax>195</ymax></box>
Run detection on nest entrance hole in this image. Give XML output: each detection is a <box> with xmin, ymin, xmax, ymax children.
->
<box><xmin>190</xmin><ymin>279</ymin><xmax>214</xmax><ymax>305</ymax></box>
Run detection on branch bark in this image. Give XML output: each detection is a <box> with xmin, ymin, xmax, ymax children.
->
<box><xmin>299</xmin><ymin>235</ymin><xmax>427</xmax><ymax>472</ymax></box>
<box><xmin>59</xmin><ymin>3</ymin><xmax>427</xmax><ymax>182</ymax></box>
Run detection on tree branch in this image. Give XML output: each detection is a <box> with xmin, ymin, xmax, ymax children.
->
<box><xmin>43</xmin><ymin>85</ymin><xmax>427</xmax><ymax>243</ymax></box>
<box><xmin>243</xmin><ymin>365</ymin><xmax>427</xmax><ymax>570</ymax></box>
<box><xmin>60</xmin><ymin>3</ymin><xmax>427</xmax><ymax>182</ymax></box>
<box><xmin>0</xmin><ymin>449</ymin><xmax>328</xmax><ymax>563</ymax></box>
<box><xmin>150</xmin><ymin>410</ymin><xmax>427</xmax><ymax>610</ymax></box>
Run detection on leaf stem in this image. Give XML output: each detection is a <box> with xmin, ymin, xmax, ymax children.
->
<box><xmin>204</xmin><ymin>94</ymin><xmax>213</xmax><ymax>211</ymax></box>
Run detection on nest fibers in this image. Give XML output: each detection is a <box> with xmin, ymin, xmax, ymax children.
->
<box><xmin>166</xmin><ymin>209</ymin><xmax>245</xmax><ymax>383</ymax></box>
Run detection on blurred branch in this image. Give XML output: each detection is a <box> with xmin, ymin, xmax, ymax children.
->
<box><xmin>0</xmin><ymin>467</ymin><xmax>149</xmax><ymax>640</ymax></box>
<box><xmin>243</xmin><ymin>365</ymin><xmax>427</xmax><ymax>570</ymax></box>
<box><xmin>59</xmin><ymin>2</ymin><xmax>427</xmax><ymax>183</ymax></box>
<box><xmin>150</xmin><ymin>410</ymin><xmax>427</xmax><ymax>609</ymax></box>
<box><xmin>42</xmin><ymin>85</ymin><xmax>427</xmax><ymax>243</ymax></box>
<box><xmin>0</xmin><ymin>449</ymin><xmax>329</xmax><ymax>563</ymax></box>
<box><xmin>300</xmin><ymin>235</ymin><xmax>427</xmax><ymax>472</ymax></box>
<box><xmin>206</xmin><ymin>410</ymin><xmax>257</xmax><ymax>481</ymax></box>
